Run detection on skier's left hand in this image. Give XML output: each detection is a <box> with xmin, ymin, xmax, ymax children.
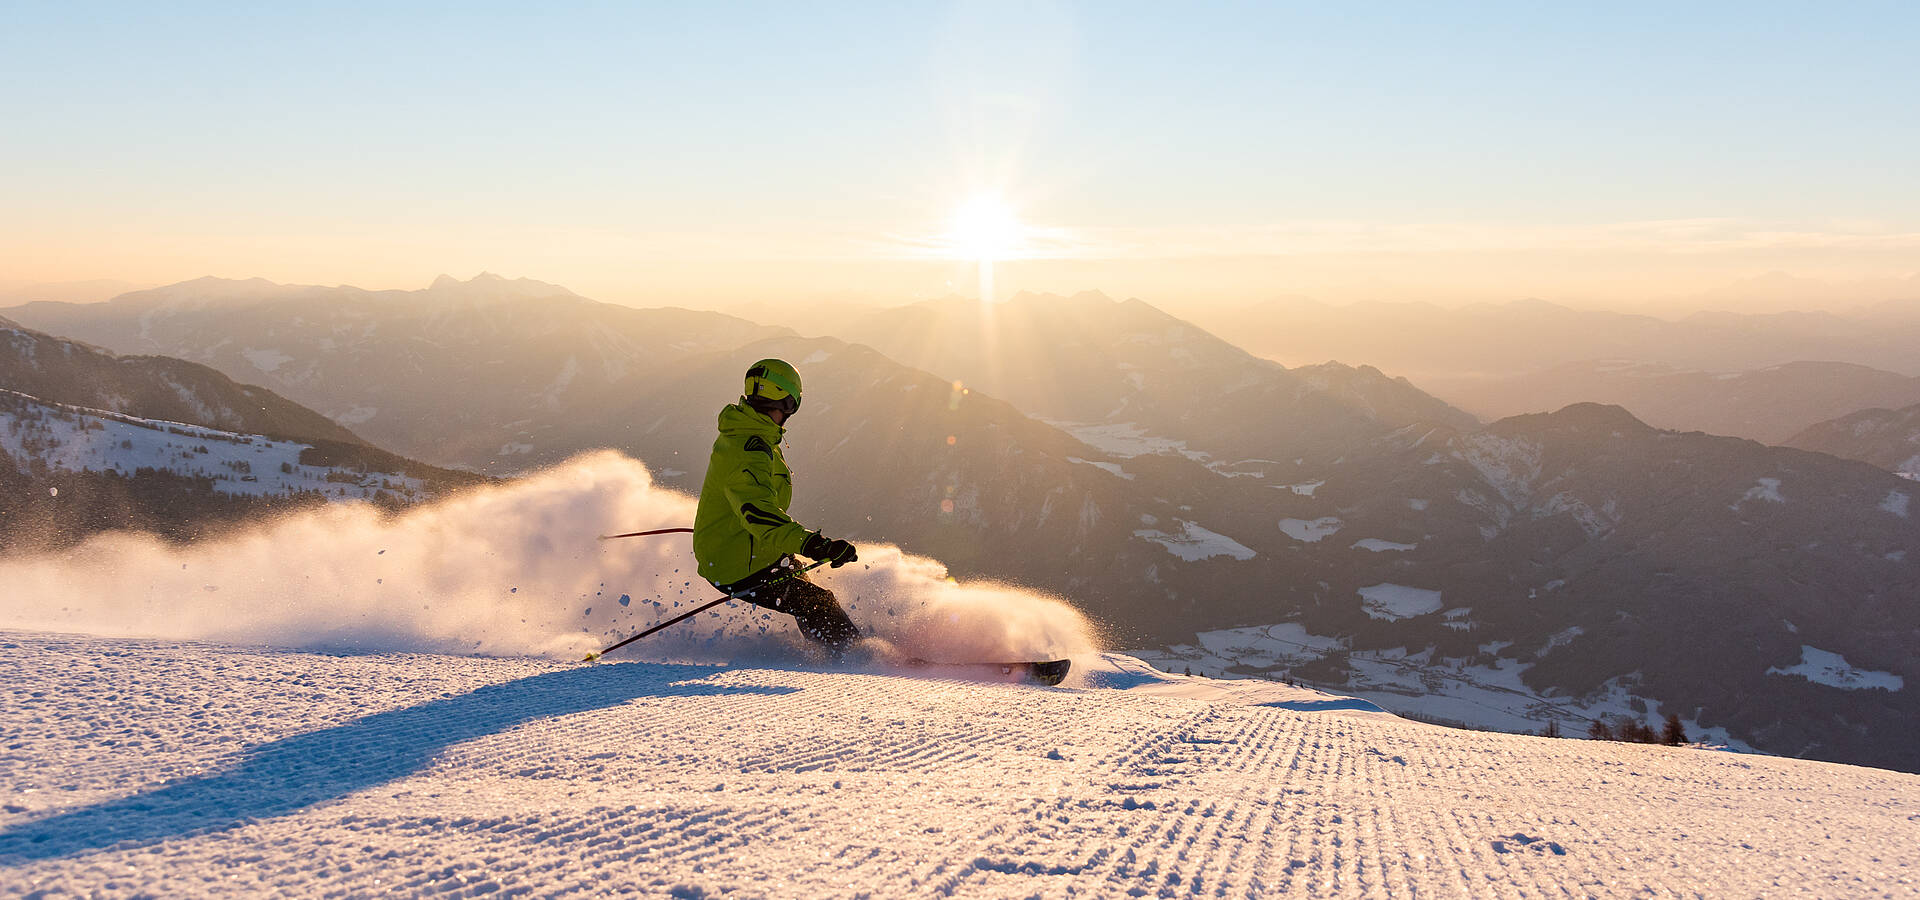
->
<box><xmin>803</xmin><ymin>532</ymin><xmax>859</xmax><ymax>567</ymax></box>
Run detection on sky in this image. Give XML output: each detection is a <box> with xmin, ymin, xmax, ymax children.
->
<box><xmin>4</xmin><ymin>1</ymin><xmax>1918</xmax><ymax>313</ymax></box>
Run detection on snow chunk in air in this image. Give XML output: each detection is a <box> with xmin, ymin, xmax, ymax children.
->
<box><xmin>1881</xmin><ymin>490</ymin><xmax>1910</xmax><ymax>519</ymax></box>
<box><xmin>1767</xmin><ymin>646</ymin><xmax>1903</xmax><ymax>691</ymax></box>
<box><xmin>1358</xmin><ymin>583</ymin><xmax>1443</xmax><ymax>621</ymax></box>
<box><xmin>1135</xmin><ymin>520</ymin><xmax>1256</xmax><ymax>561</ymax></box>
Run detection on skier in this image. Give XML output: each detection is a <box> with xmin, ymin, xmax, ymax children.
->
<box><xmin>693</xmin><ymin>358</ymin><xmax>863</xmax><ymax>657</ymax></box>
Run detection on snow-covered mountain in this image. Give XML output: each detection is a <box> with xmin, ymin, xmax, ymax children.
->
<box><xmin>1434</xmin><ymin>358</ymin><xmax>1920</xmax><ymax>444</ymax></box>
<box><xmin>0</xmin><ymin>390</ymin><xmax>485</xmax><ymax>551</ymax></box>
<box><xmin>1213</xmin><ymin>402</ymin><xmax>1920</xmax><ymax>772</ymax></box>
<box><xmin>0</xmin><ymin>317</ymin><xmax>362</xmax><ymax>446</ymax></box>
<box><xmin>2</xmin><ymin>632</ymin><xmax>1915</xmax><ymax>897</ymax></box>
<box><xmin>1785</xmin><ymin>403</ymin><xmax>1920</xmax><ymax>478</ymax></box>
<box><xmin>0</xmin><ymin>318</ymin><xmax>486</xmax><ymax>550</ymax></box>
<box><xmin>3</xmin><ymin>275</ymin><xmax>787</xmax><ymax>472</ymax></box>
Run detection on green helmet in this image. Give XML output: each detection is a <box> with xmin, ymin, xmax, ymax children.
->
<box><xmin>743</xmin><ymin>358</ymin><xmax>803</xmax><ymax>416</ymax></box>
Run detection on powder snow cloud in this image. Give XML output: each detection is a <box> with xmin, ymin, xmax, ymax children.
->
<box><xmin>0</xmin><ymin>451</ymin><xmax>1098</xmax><ymax>666</ymax></box>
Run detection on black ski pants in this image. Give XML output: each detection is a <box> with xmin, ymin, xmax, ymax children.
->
<box><xmin>718</xmin><ymin>559</ymin><xmax>860</xmax><ymax>651</ymax></box>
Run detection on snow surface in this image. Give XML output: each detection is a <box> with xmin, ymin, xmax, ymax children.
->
<box><xmin>1138</xmin><ymin>624</ymin><xmax>1758</xmax><ymax>752</ymax></box>
<box><xmin>1456</xmin><ymin>433</ymin><xmax>1543</xmax><ymax>507</ymax></box>
<box><xmin>1735</xmin><ymin>476</ymin><xmax>1787</xmax><ymax>508</ymax></box>
<box><xmin>1041</xmin><ymin>420</ymin><xmax>1197</xmax><ymax>459</ymax></box>
<box><xmin>3</xmin><ymin>632</ymin><xmax>1916</xmax><ymax>898</ymax></box>
<box><xmin>1134</xmin><ymin>520</ymin><xmax>1257</xmax><ymax>561</ymax></box>
<box><xmin>1064</xmin><ymin>456</ymin><xmax>1134</xmax><ymax>480</ymax></box>
<box><xmin>1278</xmin><ymin>516</ymin><xmax>1343</xmax><ymax>543</ymax></box>
<box><xmin>1768</xmin><ymin>645</ymin><xmax>1905</xmax><ymax>692</ymax></box>
<box><xmin>0</xmin><ymin>391</ymin><xmax>424</xmax><ymax>500</ymax></box>
<box><xmin>1357</xmin><ymin>583</ymin><xmax>1444</xmax><ymax>621</ymax></box>
<box><xmin>335</xmin><ymin>404</ymin><xmax>379</xmax><ymax>425</ymax></box>
<box><xmin>240</xmin><ymin>347</ymin><xmax>294</xmax><ymax>372</ymax></box>
<box><xmin>1351</xmin><ymin>538</ymin><xmax>1416</xmax><ymax>552</ymax></box>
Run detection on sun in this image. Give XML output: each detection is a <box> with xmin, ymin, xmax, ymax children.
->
<box><xmin>947</xmin><ymin>193</ymin><xmax>1025</xmax><ymax>262</ymax></box>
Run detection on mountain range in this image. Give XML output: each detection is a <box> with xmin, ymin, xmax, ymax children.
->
<box><xmin>6</xmin><ymin>277</ymin><xmax>1917</xmax><ymax>772</ymax></box>
<box><xmin>1191</xmin><ymin>297</ymin><xmax>1920</xmax><ymax>382</ymax></box>
<box><xmin>820</xmin><ymin>291</ymin><xmax>1480</xmax><ymax>463</ymax></box>
<box><xmin>5</xmin><ymin>274</ymin><xmax>787</xmax><ymax>472</ymax></box>
<box><xmin>1433</xmin><ymin>359</ymin><xmax>1920</xmax><ymax>445</ymax></box>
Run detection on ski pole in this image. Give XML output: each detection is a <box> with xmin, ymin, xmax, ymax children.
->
<box><xmin>582</xmin><ymin>559</ymin><xmax>830</xmax><ymax>662</ymax></box>
<box><xmin>598</xmin><ymin>526</ymin><xmax>693</xmax><ymax>541</ymax></box>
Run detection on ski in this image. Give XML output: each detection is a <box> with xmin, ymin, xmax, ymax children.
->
<box><xmin>897</xmin><ymin>657</ymin><xmax>1072</xmax><ymax>686</ymax></box>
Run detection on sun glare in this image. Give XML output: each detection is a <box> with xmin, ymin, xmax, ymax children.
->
<box><xmin>946</xmin><ymin>193</ymin><xmax>1025</xmax><ymax>303</ymax></box>
<box><xmin>949</xmin><ymin>194</ymin><xmax>1024</xmax><ymax>262</ymax></box>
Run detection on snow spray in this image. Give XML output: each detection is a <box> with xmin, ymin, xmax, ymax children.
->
<box><xmin>0</xmin><ymin>451</ymin><xmax>1099</xmax><ymax>666</ymax></box>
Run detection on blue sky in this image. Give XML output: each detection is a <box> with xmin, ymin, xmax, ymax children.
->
<box><xmin>4</xmin><ymin>1</ymin><xmax>1917</xmax><ymax>308</ymax></box>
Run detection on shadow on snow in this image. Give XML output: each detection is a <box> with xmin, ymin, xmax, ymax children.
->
<box><xmin>0</xmin><ymin>662</ymin><xmax>798</xmax><ymax>864</ymax></box>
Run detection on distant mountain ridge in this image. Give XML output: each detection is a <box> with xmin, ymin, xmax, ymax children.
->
<box><xmin>823</xmin><ymin>290</ymin><xmax>1480</xmax><ymax>463</ymax></box>
<box><xmin>1785</xmin><ymin>404</ymin><xmax>1920</xmax><ymax>477</ymax></box>
<box><xmin>1196</xmin><ymin>297</ymin><xmax>1920</xmax><ymax>381</ymax></box>
<box><xmin>1433</xmin><ymin>359</ymin><xmax>1920</xmax><ymax>444</ymax></box>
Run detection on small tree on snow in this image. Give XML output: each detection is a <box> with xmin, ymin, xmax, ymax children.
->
<box><xmin>1587</xmin><ymin>719</ymin><xmax>1614</xmax><ymax>741</ymax></box>
<box><xmin>1542</xmin><ymin>719</ymin><xmax>1562</xmax><ymax>738</ymax></box>
<box><xmin>1662</xmin><ymin>713</ymin><xmax>1688</xmax><ymax>746</ymax></box>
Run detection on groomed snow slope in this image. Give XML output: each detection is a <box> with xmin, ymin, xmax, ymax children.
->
<box><xmin>5</xmin><ymin>634</ymin><xmax>1917</xmax><ymax>898</ymax></box>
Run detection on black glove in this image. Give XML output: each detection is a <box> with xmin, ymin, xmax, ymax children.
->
<box><xmin>802</xmin><ymin>532</ymin><xmax>858</xmax><ymax>568</ymax></box>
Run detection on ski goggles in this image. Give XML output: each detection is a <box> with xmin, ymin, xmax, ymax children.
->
<box><xmin>746</xmin><ymin>367</ymin><xmax>802</xmax><ymax>416</ymax></box>
<box><xmin>764</xmin><ymin>392</ymin><xmax>799</xmax><ymax>416</ymax></box>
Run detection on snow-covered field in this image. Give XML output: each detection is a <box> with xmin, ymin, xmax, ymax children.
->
<box><xmin>1769</xmin><ymin>645</ymin><xmax>1905</xmax><ymax>692</ymax></box>
<box><xmin>4</xmin><ymin>633</ymin><xmax>1917</xmax><ymax>897</ymax></box>
<box><xmin>1133</xmin><ymin>519</ymin><xmax>1257</xmax><ymax>562</ymax></box>
<box><xmin>1356</xmin><ymin>584</ymin><xmax>1445</xmax><ymax>622</ymax></box>
<box><xmin>1138</xmin><ymin>624</ymin><xmax>1764</xmax><ymax>748</ymax></box>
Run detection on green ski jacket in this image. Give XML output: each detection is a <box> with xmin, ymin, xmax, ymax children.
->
<box><xmin>692</xmin><ymin>402</ymin><xmax>814</xmax><ymax>586</ymax></box>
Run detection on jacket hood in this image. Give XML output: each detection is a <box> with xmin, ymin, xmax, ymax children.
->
<box><xmin>717</xmin><ymin>401</ymin><xmax>785</xmax><ymax>441</ymax></box>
